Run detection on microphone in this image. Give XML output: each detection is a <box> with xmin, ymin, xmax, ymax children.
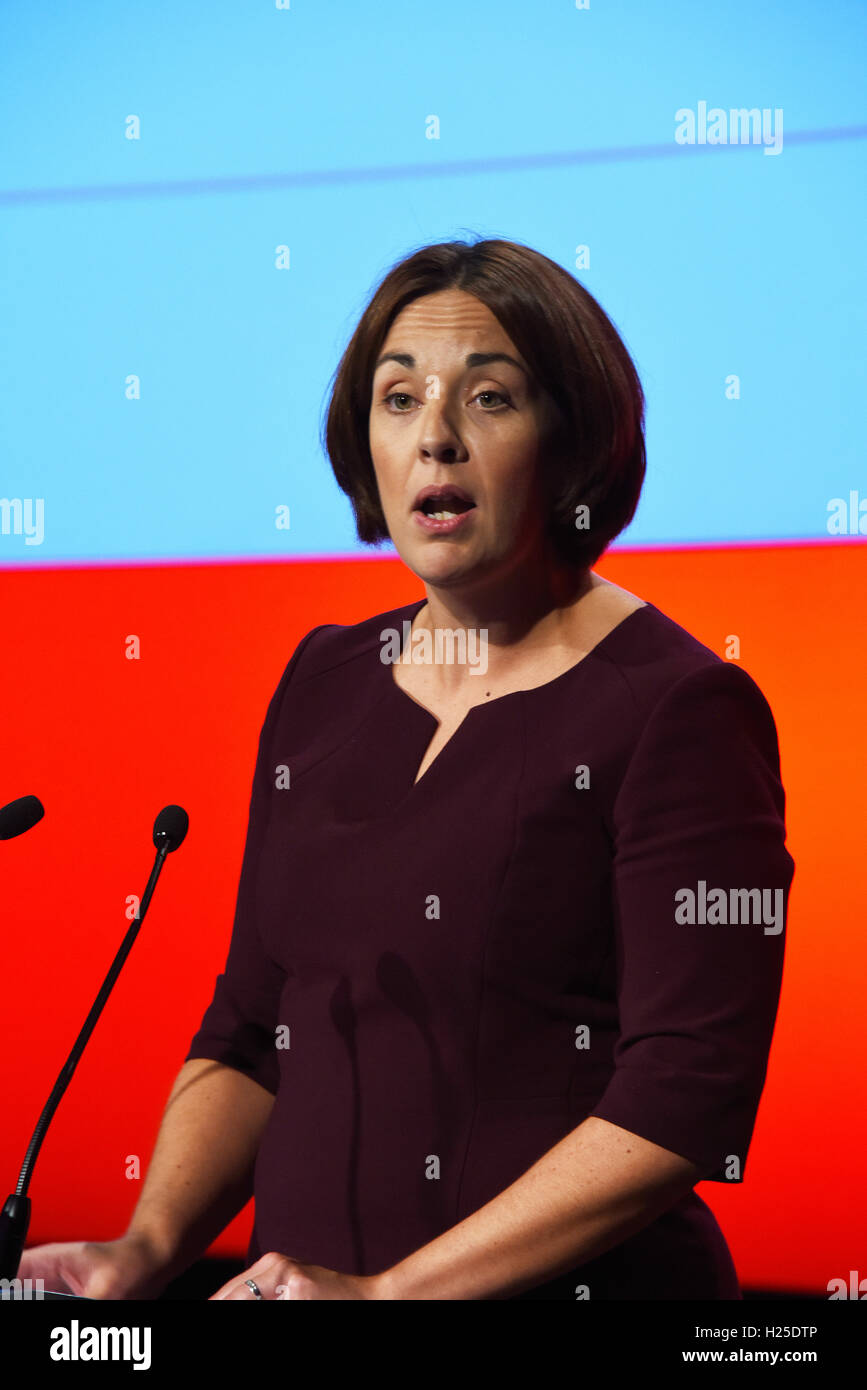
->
<box><xmin>152</xmin><ymin>804</ymin><xmax>189</xmax><ymax>855</ymax></box>
<box><xmin>0</xmin><ymin>795</ymin><xmax>45</xmax><ymax>840</ymax></box>
<box><xmin>0</xmin><ymin>804</ymin><xmax>189</xmax><ymax>1284</ymax></box>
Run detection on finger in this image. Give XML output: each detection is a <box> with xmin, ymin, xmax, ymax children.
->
<box><xmin>209</xmin><ymin>1254</ymin><xmax>293</xmax><ymax>1301</ymax></box>
<box><xmin>209</xmin><ymin>1263</ymin><xmax>265</xmax><ymax>1301</ymax></box>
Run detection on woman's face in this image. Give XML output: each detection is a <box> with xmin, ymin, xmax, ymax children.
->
<box><xmin>368</xmin><ymin>288</ymin><xmax>561</xmax><ymax>592</ymax></box>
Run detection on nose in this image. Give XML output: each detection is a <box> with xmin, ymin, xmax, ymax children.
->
<box><xmin>417</xmin><ymin>401</ymin><xmax>467</xmax><ymax>464</ymax></box>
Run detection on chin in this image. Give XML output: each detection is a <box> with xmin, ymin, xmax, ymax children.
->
<box><xmin>403</xmin><ymin>551</ymin><xmax>475</xmax><ymax>587</ymax></box>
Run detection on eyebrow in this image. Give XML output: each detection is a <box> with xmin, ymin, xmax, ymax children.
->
<box><xmin>373</xmin><ymin>350</ymin><xmax>528</xmax><ymax>375</ymax></box>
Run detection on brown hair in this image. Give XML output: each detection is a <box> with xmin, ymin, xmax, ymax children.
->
<box><xmin>321</xmin><ymin>236</ymin><xmax>646</xmax><ymax>570</ymax></box>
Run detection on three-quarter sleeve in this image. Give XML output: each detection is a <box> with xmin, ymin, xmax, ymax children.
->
<box><xmin>184</xmin><ymin>623</ymin><xmax>326</xmax><ymax>1096</ymax></box>
<box><xmin>589</xmin><ymin>660</ymin><xmax>795</xmax><ymax>1181</ymax></box>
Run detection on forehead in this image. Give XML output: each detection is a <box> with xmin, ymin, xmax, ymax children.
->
<box><xmin>380</xmin><ymin>290</ymin><xmax>516</xmax><ymax>353</ymax></box>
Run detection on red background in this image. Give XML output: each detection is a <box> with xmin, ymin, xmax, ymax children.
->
<box><xmin>2</xmin><ymin>542</ymin><xmax>863</xmax><ymax>1294</ymax></box>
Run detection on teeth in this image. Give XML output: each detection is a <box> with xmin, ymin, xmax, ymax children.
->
<box><xmin>429</xmin><ymin>510</ymin><xmax>457</xmax><ymax>520</ymax></box>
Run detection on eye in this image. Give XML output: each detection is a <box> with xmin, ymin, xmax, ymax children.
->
<box><xmin>381</xmin><ymin>389</ymin><xmax>511</xmax><ymax>412</ymax></box>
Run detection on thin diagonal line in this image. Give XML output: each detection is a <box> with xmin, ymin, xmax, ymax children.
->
<box><xmin>1</xmin><ymin>124</ymin><xmax>865</xmax><ymax>207</ymax></box>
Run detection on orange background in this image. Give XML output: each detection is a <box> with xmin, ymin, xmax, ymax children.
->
<box><xmin>1</xmin><ymin>542</ymin><xmax>863</xmax><ymax>1295</ymax></box>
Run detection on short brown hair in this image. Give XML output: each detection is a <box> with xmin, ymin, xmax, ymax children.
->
<box><xmin>321</xmin><ymin>236</ymin><xmax>646</xmax><ymax>570</ymax></box>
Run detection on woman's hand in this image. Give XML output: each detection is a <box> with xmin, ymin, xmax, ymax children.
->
<box><xmin>209</xmin><ymin>1251</ymin><xmax>383</xmax><ymax>1300</ymax></box>
<box><xmin>16</xmin><ymin>1233</ymin><xmax>173</xmax><ymax>1300</ymax></box>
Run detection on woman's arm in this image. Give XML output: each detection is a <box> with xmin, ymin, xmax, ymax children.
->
<box><xmin>377</xmin><ymin>1115</ymin><xmax>705</xmax><ymax>1300</ymax></box>
<box><xmin>138</xmin><ymin>629</ymin><xmax>328</xmax><ymax>1283</ymax></box>
<box><xmin>122</xmin><ymin>1057</ymin><xmax>275</xmax><ymax>1287</ymax></box>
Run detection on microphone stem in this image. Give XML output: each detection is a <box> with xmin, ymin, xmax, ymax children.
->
<box><xmin>14</xmin><ymin>844</ymin><xmax>169</xmax><ymax>1198</ymax></box>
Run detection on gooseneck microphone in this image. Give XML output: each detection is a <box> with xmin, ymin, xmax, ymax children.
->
<box><xmin>0</xmin><ymin>803</ymin><xmax>189</xmax><ymax>1282</ymax></box>
<box><xmin>0</xmin><ymin>795</ymin><xmax>45</xmax><ymax>841</ymax></box>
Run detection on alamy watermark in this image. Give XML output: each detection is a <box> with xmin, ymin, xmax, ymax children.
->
<box><xmin>0</xmin><ymin>1276</ymin><xmax>46</xmax><ymax>1299</ymax></box>
<box><xmin>675</xmin><ymin>102</ymin><xmax>783</xmax><ymax>156</ymax></box>
<box><xmin>380</xmin><ymin>624</ymin><xmax>489</xmax><ymax>675</ymax></box>
<box><xmin>0</xmin><ymin>497</ymin><xmax>44</xmax><ymax>545</ymax></box>
<box><xmin>675</xmin><ymin>880</ymin><xmax>784</xmax><ymax>935</ymax></box>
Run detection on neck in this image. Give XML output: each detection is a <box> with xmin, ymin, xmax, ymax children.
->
<box><xmin>417</xmin><ymin>552</ymin><xmax>596</xmax><ymax>651</ymax></box>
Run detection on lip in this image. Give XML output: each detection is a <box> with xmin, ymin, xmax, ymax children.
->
<box><xmin>413</xmin><ymin>508</ymin><xmax>476</xmax><ymax>536</ymax></box>
<box><xmin>412</xmin><ymin>483</ymin><xmax>476</xmax><ymax>513</ymax></box>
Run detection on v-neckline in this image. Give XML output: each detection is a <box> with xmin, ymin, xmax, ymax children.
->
<box><xmin>382</xmin><ymin>596</ymin><xmax>653</xmax><ymax>792</ymax></box>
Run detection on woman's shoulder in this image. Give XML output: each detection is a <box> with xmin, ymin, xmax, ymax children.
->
<box><xmin>286</xmin><ymin>597</ymin><xmax>423</xmax><ymax>683</ymax></box>
<box><xmin>595</xmin><ymin>596</ymin><xmax>723</xmax><ymax>687</ymax></box>
<box><xmin>586</xmin><ymin>596</ymin><xmax>781</xmax><ymax>745</ymax></box>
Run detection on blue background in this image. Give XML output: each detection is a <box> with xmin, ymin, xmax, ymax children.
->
<box><xmin>1</xmin><ymin>0</ymin><xmax>864</xmax><ymax>564</ymax></box>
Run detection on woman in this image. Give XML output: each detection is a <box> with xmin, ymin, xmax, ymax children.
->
<box><xmin>21</xmin><ymin>238</ymin><xmax>794</xmax><ymax>1301</ymax></box>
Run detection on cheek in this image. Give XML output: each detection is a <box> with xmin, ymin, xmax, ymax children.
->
<box><xmin>494</xmin><ymin>445</ymin><xmax>543</xmax><ymax>504</ymax></box>
<box><xmin>368</xmin><ymin>425</ymin><xmax>394</xmax><ymax>481</ymax></box>
<box><xmin>487</xmin><ymin>469</ymin><xmax>546</xmax><ymax>533</ymax></box>
<box><xmin>368</xmin><ymin>407</ymin><xmax>394</xmax><ymax>460</ymax></box>
<box><xmin>370</xmin><ymin>459</ymin><xmax>405</xmax><ymax>525</ymax></box>
<box><xmin>369</xmin><ymin>408</ymin><xmax>402</xmax><ymax>450</ymax></box>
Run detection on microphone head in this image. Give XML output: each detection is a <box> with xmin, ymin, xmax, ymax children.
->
<box><xmin>0</xmin><ymin>794</ymin><xmax>45</xmax><ymax>841</ymax></box>
<box><xmin>153</xmin><ymin>804</ymin><xmax>189</xmax><ymax>853</ymax></box>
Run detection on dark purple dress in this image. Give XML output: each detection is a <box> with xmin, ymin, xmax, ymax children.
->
<box><xmin>185</xmin><ymin>596</ymin><xmax>795</xmax><ymax>1299</ymax></box>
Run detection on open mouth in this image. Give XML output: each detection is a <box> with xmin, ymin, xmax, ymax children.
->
<box><xmin>413</xmin><ymin>487</ymin><xmax>476</xmax><ymax>519</ymax></box>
